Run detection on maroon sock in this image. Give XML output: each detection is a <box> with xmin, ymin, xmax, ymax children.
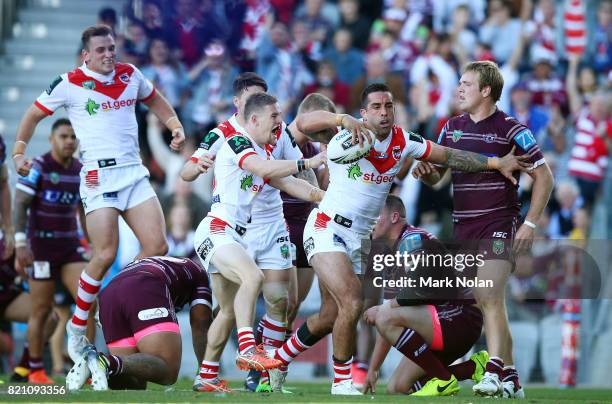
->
<box><xmin>485</xmin><ymin>357</ymin><xmax>504</xmax><ymax>378</ymax></box>
<box><xmin>29</xmin><ymin>357</ymin><xmax>44</xmax><ymax>371</ymax></box>
<box><xmin>448</xmin><ymin>359</ymin><xmax>476</xmax><ymax>380</ymax></box>
<box><xmin>502</xmin><ymin>366</ymin><xmax>521</xmax><ymax>389</ymax></box>
<box><xmin>393</xmin><ymin>328</ymin><xmax>451</xmax><ymax>380</ymax></box>
<box><xmin>104</xmin><ymin>354</ymin><xmax>123</xmax><ymax>377</ymax></box>
<box><xmin>18</xmin><ymin>344</ymin><xmax>30</xmax><ymax>368</ymax></box>
<box><xmin>412</xmin><ymin>376</ymin><xmax>431</xmax><ymax>392</ymax></box>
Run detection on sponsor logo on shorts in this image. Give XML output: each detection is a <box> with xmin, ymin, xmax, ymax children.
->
<box><xmin>32</xmin><ymin>261</ymin><xmax>51</xmax><ymax>279</ymax></box>
<box><xmin>211</xmin><ymin>194</ymin><xmax>220</xmax><ymax>204</ymax></box>
<box><xmin>137</xmin><ymin>307</ymin><xmax>169</xmax><ymax>321</ymax></box>
<box><xmin>304</xmin><ymin>237</ymin><xmax>315</xmax><ymax>257</ymax></box>
<box><xmin>103</xmin><ymin>192</ymin><xmax>118</xmax><ymax>201</ymax></box>
<box><xmin>276</xmin><ymin>235</ymin><xmax>289</xmax><ymax>243</ymax></box>
<box><xmin>492</xmin><ymin>232</ymin><xmax>508</xmax><ymax>238</ymax></box>
<box><xmin>333</xmin><ymin>234</ymin><xmax>346</xmax><ymax>247</ymax></box>
<box><xmin>492</xmin><ymin>239</ymin><xmax>505</xmax><ymax>255</ymax></box>
<box><xmin>197</xmin><ymin>237</ymin><xmax>214</xmax><ymax>262</ymax></box>
<box><xmin>280</xmin><ymin>244</ymin><xmax>290</xmax><ymax>259</ymax></box>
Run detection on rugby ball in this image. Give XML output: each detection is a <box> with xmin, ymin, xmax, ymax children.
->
<box><xmin>327</xmin><ymin>128</ymin><xmax>373</xmax><ymax>164</ymax></box>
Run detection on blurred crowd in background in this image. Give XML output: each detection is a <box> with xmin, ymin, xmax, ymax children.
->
<box><xmin>12</xmin><ymin>0</ymin><xmax>608</xmax><ymax>382</ymax></box>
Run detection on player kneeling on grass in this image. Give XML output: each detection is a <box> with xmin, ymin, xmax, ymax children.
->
<box><xmin>362</xmin><ymin>195</ymin><xmax>487</xmax><ymax>396</ymax></box>
<box><xmin>66</xmin><ymin>256</ymin><xmax>212</xmax><ymax>391</ymax></box>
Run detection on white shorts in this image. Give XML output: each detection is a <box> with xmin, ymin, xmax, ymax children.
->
<box><xmin>193</xmin><ymin>216</ymin><xmax>245</xmax><ymax>273</ymax></box>
<box><xmin>303</xmin><ymin>208</ymin><xmax>368</xmax><ymax>274</ymax></box>
<box><xmin>245</xmin><ymin>218</ymin><xmax>292</xmax><ymax>270</ymax></box>
<box><xmin>79</xmin><ymin>163</ymin><xmax>156</xmax><ymax>214</ymax></box>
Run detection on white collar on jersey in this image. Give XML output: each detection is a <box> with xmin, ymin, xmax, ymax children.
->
<box><xmin>80</xmin><ymin>63</ymin><xmax>115</xmax><ymax>82</ymax></box>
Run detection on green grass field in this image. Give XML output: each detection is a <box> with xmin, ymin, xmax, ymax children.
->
<box><xmin>1</xmin><ymin>377</ymin><xmax>612</xmax><ymax>403</ymax></box>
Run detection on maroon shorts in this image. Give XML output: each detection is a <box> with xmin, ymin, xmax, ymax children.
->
<box><xmin>0</xmin><ymin>286</ymin><xmax>22</xmax><ymax>317</ymax></box>
<box><xmin>28</xmin><ymin>240</ymin><xmax>87</xmax><ymax>281</ymax></box>
<box><xmin>430</xmin><ymin>303</ymin><xmax>483</xmax><ymax>365</ymax></box>
<box><xmin>287</xmin><ymin>218</ymin><xmax>310</xmax><ymax>268</ymax></box>
<box><xmin>99</xmin><ymin>273</ymin><xmax>178</xmax><ymax>346</ymax></box>
<box><xmin>453</xmin><ymin>214</ymin><xmax>518</xmax><ymax>261</ymax></box>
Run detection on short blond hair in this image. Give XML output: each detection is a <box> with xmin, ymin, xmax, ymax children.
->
<box><xmin>463</xmin><ymin>61</ymin><xmax>504</xmax><ymax>102</ymax></box>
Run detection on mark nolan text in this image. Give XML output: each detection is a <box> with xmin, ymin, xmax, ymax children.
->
<box><xmin>373</xmin><ymin>276</ymin><xmax>493</xmax><ymax>289</ymax></box>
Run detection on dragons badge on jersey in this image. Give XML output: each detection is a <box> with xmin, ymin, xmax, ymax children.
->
<box><xmin>392</xmin><ymin>145</ymin><xmax>401</xmax><ymax>160</ymax></box>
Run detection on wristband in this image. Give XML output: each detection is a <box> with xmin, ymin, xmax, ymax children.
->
<box><xmin>335</xmin><ymin>114</ymin><xmax>347</xmax><ymax>127</ymax></box>
<box><xmin>487</xmin><ymin>156</ymin><xmax>500</xmax><ymax>170</ymax></box>
<box><xmin>14</xmin><ymin>232</ymin><xmax>26</xmax><ymax>247</ymax></box>
<box><xmin>12</xmin><ymin>140</ymin><xmax>27</xmax><ymax>158</ymax></box>
<box><xmin>12</xmin><ymin>153</ymin><xmax>24</xmax><ymax>159</ymax></box>
<box><xmin>523</xmin><ymin>220</ymin><xmax>537</xmax><ymax>229</ymax></box>
<box><xmin>165</xmin><ymin>116</ymin><xmax>183</xmax><ymax>131</ymax></box>
<box><xmin>297</xmin><ymin>159</ymin><xmax>306</xmax><ymax>172</ymax></box>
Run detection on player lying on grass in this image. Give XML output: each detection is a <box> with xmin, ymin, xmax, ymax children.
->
<box><xmin>362</xmin><ymin>195</ymin><xmax>487</xmax><ymax>396</ymax></box>
<box><xmin>66</xmin><ymin>256</ymin><xmax>212</xmax><ymax>391</ymax></box>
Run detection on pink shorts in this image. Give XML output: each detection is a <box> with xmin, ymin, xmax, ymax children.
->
<box><xmin>428</xmin><ymin>305</ymin><xmax>444</xmax><ymax>351</ymax></box>
<box><xmin>107</xmin><ymin>322</ymin><xmax>180</xmax><ymax>348</ymax></box>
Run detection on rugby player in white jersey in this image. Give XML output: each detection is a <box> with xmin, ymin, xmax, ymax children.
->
<box><xmin>181</xmin><ymin>74</ymin><xmax>366</xmax><ymax>392</ymax></box>
<box><xmin>268</xmin><ymin>83</ymin><xmax>531</xmax><ymax>395</ymax></box>
<box><xmin>190</xmin><ymin>92</ymin><xmax>327</xmax><ymax>393</ymax></box>
<box><xmin>12</xmin><ymin>25</ymin><xmax>185</xmax><ymax>363</ymax></box>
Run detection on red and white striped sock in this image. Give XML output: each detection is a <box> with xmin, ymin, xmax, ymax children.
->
<box><xmin>199</xmin><ymin>360</ymin><xmax>219</xmax><ymax>381</ymax></box>
<box><xmin>259</xmin><ymin>315</ymin><xmax>287</xmax><ymax>382</ymax></box>
<box><xmin>274</xmin><ymin>331</ymin><xmax>310</xmax><ymax>367</ymax></box>
<box><xmin>71</xmin><ymin>272</ymin><xmax>101</xmax><ymax>330</ymax></box>
<box><xmin>333</xmin><ymin>356</ymin><xmax>353</xmax><ymax>384</ymax></box>
<box><xmin>237</xmin><ymin>327</ymin><xmax>256</xmax><ymax>355</ymax></box>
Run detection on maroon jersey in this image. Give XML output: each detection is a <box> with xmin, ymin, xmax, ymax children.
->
<box><xmin>17</xmin><ymin>152</ymin><xmax>82</xmax><ymax>239</ymax></box>
<box><xmin>437</xmin><ymin>109</ymin><xmax>545</xmax><ymax>221</ymax></box>
<box><xmin>281</xmin><ymin>135</ymin><xmax>320</xmax><ymax>221</ymax></box>
<box><xmin>117</xmin><ymin>256</ymin><xmax>212</xmax><ymax>312</ymax></box>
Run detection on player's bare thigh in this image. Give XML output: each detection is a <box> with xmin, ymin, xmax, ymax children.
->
<box><xmin>310</xmin><ymin>251</ymin><xmax>361</xmax><ymax>306</ymax></box>
<box><xmin>472</xmin><ymin>259</ymin><xmax>512</xmax><ymax>302</ymax></box>
<box><xmin>387</xmin><ymin>356</ymin><xmax>426</xmax><ymax>394</ymax></box>
<box><xmin>376</xmin><ymin>304</ymin><xmax>434</xmax><ymax>345</ymax></box>
<box><xmin>210</xmin><ymin>273</ymin><xmax>240</xmax><ymax>312</ymax></box>
<box><xmin>122</xmin><ymin>196</ymin><xmax>167</xmax><ymax>257</ymax></box>
<box><xmin>210</xmin><ymin>243</ymin><xmax>263</xmax><ymax>286</ymax></box>
<box><xmin>137</xmin><ymin>332</ymin><xmax>182</xmax><ymax>379</ymax></box>
<box><xmin>85</xmin><ymin>207</ymin><xmax>120</xmax><ymax>273</ymax></box>
<box><xmin>3</xmin><ymin>292</ymin><xmax>32</xmax><ymax>323</ymax></box>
